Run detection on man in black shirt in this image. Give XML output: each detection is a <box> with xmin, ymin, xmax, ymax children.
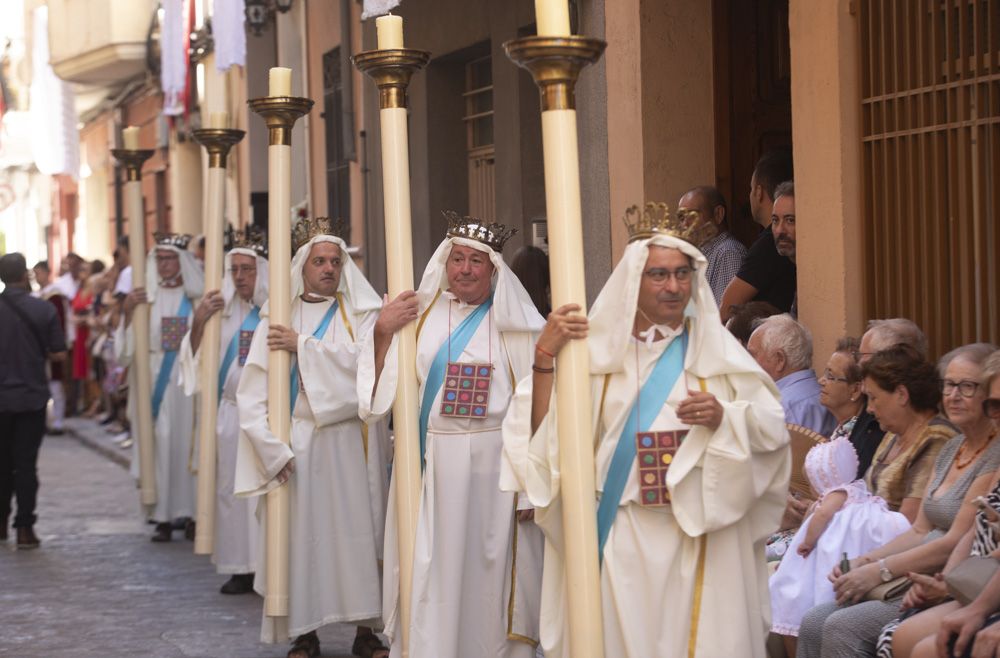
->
<box><xmin>0</xmin><ymin>253</ymin><xmax>68</xmax><ymax>549</ymax></box>
<box><xmin>719</xmin><ymin>150</ymin><xmax>797</xmax><ymax>321</ymax></box>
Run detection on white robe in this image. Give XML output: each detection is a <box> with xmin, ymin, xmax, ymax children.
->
<box><xmin>115</xmin><ymin>286</ymin><xmax>198</xmax><ymax>522</ymax></box>
<box><xmin>359</xmin><ymin>293</ymin><xmax>543</xmax><ymax>658</ymax></box>
<box><xmin>236</xmin><ymin>296</ymin><xmax>391</xmax><ymax>642</ymax></box>
<box><xmin>178</xmin><ymin>296</ymin><xmax>259</xmax><ymax>574</ymax></box>
<box><xmin>501</xmin><ymin>332</ymin><xmax>790</xmax><ymax>658</ymax></box>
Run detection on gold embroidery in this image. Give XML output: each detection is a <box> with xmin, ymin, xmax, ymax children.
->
<box><xmin>686</xmin><ymin>376</ymin><xmax>709</xmax><ymax>658</ymax></box>
<box><xmin>687</xmin><ymin>534</ymin><xmax>708</xmax><ymax>657</ymax></box>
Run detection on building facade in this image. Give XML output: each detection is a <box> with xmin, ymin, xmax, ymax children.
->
<box><xmin>7</xmin><ymin>0</ymin><xmax>995</xmax><ymax>364</ymax></box>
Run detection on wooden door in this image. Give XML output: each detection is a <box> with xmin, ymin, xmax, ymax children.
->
<box><xmin>713</xmin><ymin>0</ymin><xmax>793</xmax><ymax>246</ymax></box>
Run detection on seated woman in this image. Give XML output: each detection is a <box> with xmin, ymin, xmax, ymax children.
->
<box><xmin>796</xmin><ymin>344</ymin><xmax>1000</xmax><ymax>658</ymax></box>
<box><xmin>767</xmin><ymin>337</ymin><xmax>876</xmax><ymax>561</ymax></box>
<box><xmin>872</xmin><ymin>347</ymin><xmax>1000</xmax><ymax>658</ymax></box>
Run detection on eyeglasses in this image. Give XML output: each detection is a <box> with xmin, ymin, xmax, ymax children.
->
<box><xmin>229</xmin><ymin>266</ymin><xmax>257</xmax><ymax>276</ymax></box>
<box><xmin>820</xmin><ymin>369</ymin><xmax>851</xmax><ymax>384</ymax></box>
<box><xmin>983</xmin><ymin>398</ymin><xmax>1000</xmax><ymax>419</ymax></box>
<box><xmin>942</xmin><ymin>380</ymin><xmax>981</xmax><ymax>398</ymax></box>
<box><xmin>643</xmin><ymin>267</ymin><xmax>694</xmax><ymax>284</ymax></box>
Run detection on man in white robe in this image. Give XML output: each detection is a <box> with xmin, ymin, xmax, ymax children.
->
<box><xmin>179</xmin><ymin>231</ymin><xmax>268</xmax><ymax>594</ymax></box>
<box><xmin>235</xmin><ymin>222</ymin><xmax>391</xmax><ymax>658</ymax></box>
<box><xmin>501</xmin><ymin>225</ymin><xmax>791</xmax><ymax>657</ymax></box>
<box><xmin>358</xmin><ymin>215</ymin><xmax>546</xmax><ymax>658</ymax></box>
<box><xmin>118</xmin><ymin>233</ymin><xmax>204</xmax><ymax>542</ymax></box>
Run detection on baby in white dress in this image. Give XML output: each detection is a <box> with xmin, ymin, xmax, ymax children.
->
<box><xmin>769</xmin><ymin>437</ymin><xmax>910</xmax><ymax>647</ymax></box>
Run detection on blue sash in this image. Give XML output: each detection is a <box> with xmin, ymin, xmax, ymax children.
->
<box><xmin>596</xmin><ymin>330</ymin><xmax>688</xmax><ymax>562</ymax></box>
<box><xmin>152</xmin><ymin>295</ymin><xmax>193</xmax><ymax>420</ymax></box>
<box><xmin>218</xmin><ymin>306</ymin><xmax>261</xmax><ymax>399</ymax></box>
<box><xmin>289</xmin><ymin>300</ymin><xmax>338</xmax><ymax>412</ymax></box>
<box><xmin>418</xmin><ymin>295</ymin><xmax>494</xmax><ymax>468</ymax></box>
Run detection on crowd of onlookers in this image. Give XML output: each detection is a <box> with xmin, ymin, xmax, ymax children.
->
<box><xmin>29</xmin><ymin>237</ymin><xmax>160</xmax><ymax>449</ymax></box>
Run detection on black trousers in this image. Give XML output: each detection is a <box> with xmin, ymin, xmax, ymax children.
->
<box><xmin>0</xmin><ymin>408</ymin><xmax>46</xmax><ymax>528</ymax></box>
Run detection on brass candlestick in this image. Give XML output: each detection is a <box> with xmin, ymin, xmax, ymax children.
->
<box><xmin>189</xmin><ymin>127</ymin><xmax>245</xmax><ymax>558</ymax></box>
<box><xmin>247</xmin><ymin>97</ymin><xmax>314</xmax><ymax>146</ymax></box>
<box><xmin>353</xmin><ymin>50</ymin><xmax>430</xmax><ymax>109</ymax></box>
<box><xmin>506</xmin><ymin>33</ymin><xmax>608</xmax><ymax>658</ymax></box>
<box><xmin>247</xmin><ymin>93</ymin><xmax>312</xmax><ymax>618</ymax></box>
<box><xmin>191</xmin><ymin>128</ymin><xmax>246</xmax><ymax>167</ymax></box>
<box><xmin>353</xmin><ymin>46</ymin><xmax>429</xmax><ymax>658</ymax></box>
<box><xmin>111</xmin><ymin>147</ymin><xmax>157</xmax><ymax>509</ymax></box>
<box><xmin>112</xmin><ymin>149</ymin><xmax>156</xmax><ymax>180</ymax></box>
<box><xmin>505</xmin><ymin>37</ymin><xmax>606</xmax><ymax>111</ymax></box>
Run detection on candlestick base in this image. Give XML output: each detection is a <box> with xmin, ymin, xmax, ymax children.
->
<box><xmin>192</xmin><ymin>128</ymin><xmax>246</xmax><ymax>168</ymax></box>
<box><xmin>352</xmin><ymin>49</ymin><xmax>431</xmax><ymax>110</ymax></box>
<box><xmin>111</xmin><ymin>149</ymin><xmax>156</xmax><ymax>181</ymax></box>
<box><xmin>504</xmin><ymin>36</ymin><xmax>606</xmax><ymax>112</ymax></box>
<box><xmin>247</xmin><ymin>97</ymin><xmax>314</xmax><ymax>146</ymax></box>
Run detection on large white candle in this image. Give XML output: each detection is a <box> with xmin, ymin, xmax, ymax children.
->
<box><xmin>535</xmin><ymin>0</ymin><xmax>571</xmax><ymax>36</ymax></box>
<box><xmin>376</xmin><ymin>14</ymin><xmax>404</xmax><ymax>49</ymax></box>
<box><xmin>208</xmin><ymin>111</ymin><xmax>229</xmax><ymax>129</ymax></box>
<box><xmin>123</xmin><ymin>125</ymin><xmax>140</xmax><ymax>150</ymax></box>
<box><xmin>269</xmin><ymin>67</ymin><xmax>292</xmax><ymax>97</ymax></box>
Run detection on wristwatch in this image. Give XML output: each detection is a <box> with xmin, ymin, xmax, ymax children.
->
<box><xmin>878</xmin><ymin>558</ymin><xmax>893</xmax><ymax>582</ymax></box>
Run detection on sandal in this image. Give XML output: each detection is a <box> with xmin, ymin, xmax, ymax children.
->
<box><xmin>351</xmin><ymin>632</ymin><xmax>389</xmax><ymax>658</ymax></box>
<box><xmin>288</xmin><ymin>632</ymin><xmax>320</xmax><ymax>658</ymax></box>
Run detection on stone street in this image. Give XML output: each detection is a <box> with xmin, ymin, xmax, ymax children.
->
<box><xmin>0</xmin><ymin>423</ymin><xmax>362</xmax><ymax>658</ymax></box>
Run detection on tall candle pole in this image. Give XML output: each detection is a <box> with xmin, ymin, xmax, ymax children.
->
<box><xmin>112</xmin><ymin>138</ymin><xmax>157</xmax><ymax>509</ymax></box>
<box><xmin>190</xmin><ymin>120</ymin><xmax>245</xmax><ymax>556</ymax></box>
<box><xmin>506</xmin><ymin>16</ymin><xmax>607</xmax><ymax>658</ymax></box>
<box><xmin>248</xmin><ymin>72</ymin><xmax>313</xmax><ymax>617</ymax></box>
<box><xmin>353</xmin><ymin>18</ymin><xmax>429</xmax><ymax>658</ymax></box>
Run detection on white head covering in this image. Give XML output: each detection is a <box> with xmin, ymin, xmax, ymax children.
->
<box><xmin>221</xmin><ymin>248</ymin><xmax>269</xmax><ymax>314</ymax></box>
<box><xmin>416</xmin><ymin>236</ymin><xmax>545</xmax><ymax>333</ymax></box>
<box><xmin>145</xmin><ymin>244</ymin><xmax>205</xmax><ymax>303</ymax></box>
<box><xmin>587</xmin><ymin>233</ymin><xmax>769</xmax><ymax>382</ymax></box>
<box><xmin>286</xmin><ymin>234</ymin><xmax>382</xmax><ymax>314</ymax></box>
<box><xmin>805</xmin><ymin>437</ymin><xmax>860</xmax><ymax>495</ymax></box>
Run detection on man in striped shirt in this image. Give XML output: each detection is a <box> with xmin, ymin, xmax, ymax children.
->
<box><xmin>677</xmin><ymin>186</ymin><xmax>747</xmax><ymax>306</ymax></box>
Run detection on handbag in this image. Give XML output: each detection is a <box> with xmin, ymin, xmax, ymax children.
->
<box><xmin>864</xmin><ymin>575</ymin><xmax>912</xmax><ymax>601</ymax></box>
<box><xmin>945</xmin><ymin>555</ymin><xmax>1000</xmax><ymax>605</ymax></box>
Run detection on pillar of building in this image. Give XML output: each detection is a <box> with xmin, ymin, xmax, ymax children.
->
<box><xmin>789</xmin><ymin>0</ymin><xmax>865</xmax><ymax>368</ymax></box>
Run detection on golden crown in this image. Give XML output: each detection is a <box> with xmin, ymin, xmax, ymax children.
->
<box><xmin>622</xmin><ymin>202</ymin><xmax>716</xmax><ymax>246</ymax></box>
<box><xmin>224</xmin><ymin>224</ymin><xmax>268</xmax><ymax>259</ymax></box>
<box><xmin>443</xmin><ymin>210</ymin><xmax>517</xmax><ymax>253</ymax></box>
<box><xmin>291</xmin><ymin>217</ymin><xmax>347</xmax><ymax>255</ymax></box>
<box><xmin>153</xmin><ymin>232</ymin><xmax>193</xmax><ymax>250</ymax></box>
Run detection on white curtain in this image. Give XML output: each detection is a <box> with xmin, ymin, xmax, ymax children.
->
<box><xmin>213</xmin><ymin>0</ymin><xmax>246</xmax><ymax>72</ymax></box>
<box><xmin>29</xmin><ymin>6</ymin><xmax>79</xmax><ymax>178</ymax></box>
<box><xmin>361</xmin><ymin>0</ymin><xmax>402</xmax><ymax>20</ymax></box>
<box><xmin>161</xmin><ymin>0</ymin><xmax>187</xmax><ymax>116</ymax></box>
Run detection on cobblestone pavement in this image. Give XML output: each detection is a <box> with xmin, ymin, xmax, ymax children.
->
<box><xmin>0</xmin><ymin>423</ymin><xmax>365</xmax><ymax>658</ymax></box>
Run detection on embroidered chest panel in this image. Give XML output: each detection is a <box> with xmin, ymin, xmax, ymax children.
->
<box><xmin>636</xmin><ymin>429</ymin><xmax>688</xmax><ymax>506</ymax></box>
<box><xmin>440</xmin><ymin>362</ymin><xmax>493</xmax><ymax>419</ymax></box>
<box><xmin>160</xmin><ymin>316</ymin><xmax>188</xmax><ymax>352</ymax></box>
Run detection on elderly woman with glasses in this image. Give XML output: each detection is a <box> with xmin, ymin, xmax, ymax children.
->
<box><xmin>797</xmin><ymin>343</ymin><xmax>1000</xmax><ymax>658</ymax></box>
<box><xmin>820</xmin><ymin>337</ymin><xmax>887</xmax><ymax>478</ymax></box>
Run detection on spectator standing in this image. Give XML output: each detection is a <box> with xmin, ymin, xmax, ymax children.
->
<box><xmin>677</xmin><ymin>185</ymin><xmax>747</xmax><ymax>305</ymax></box>
<box><xmin>720</xmin><ymin>149</ymin><xmax>797</xmax><ymax>321</ymax></box>
<box><xmin>0</xmin><ymin>253</ymin><xmax>68</xmax><ymax>549</ymax></box>
<box><xmin>32</xmin><ymin>260</ymin><xmax>68</xmax><ymax>434</ymax></box>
